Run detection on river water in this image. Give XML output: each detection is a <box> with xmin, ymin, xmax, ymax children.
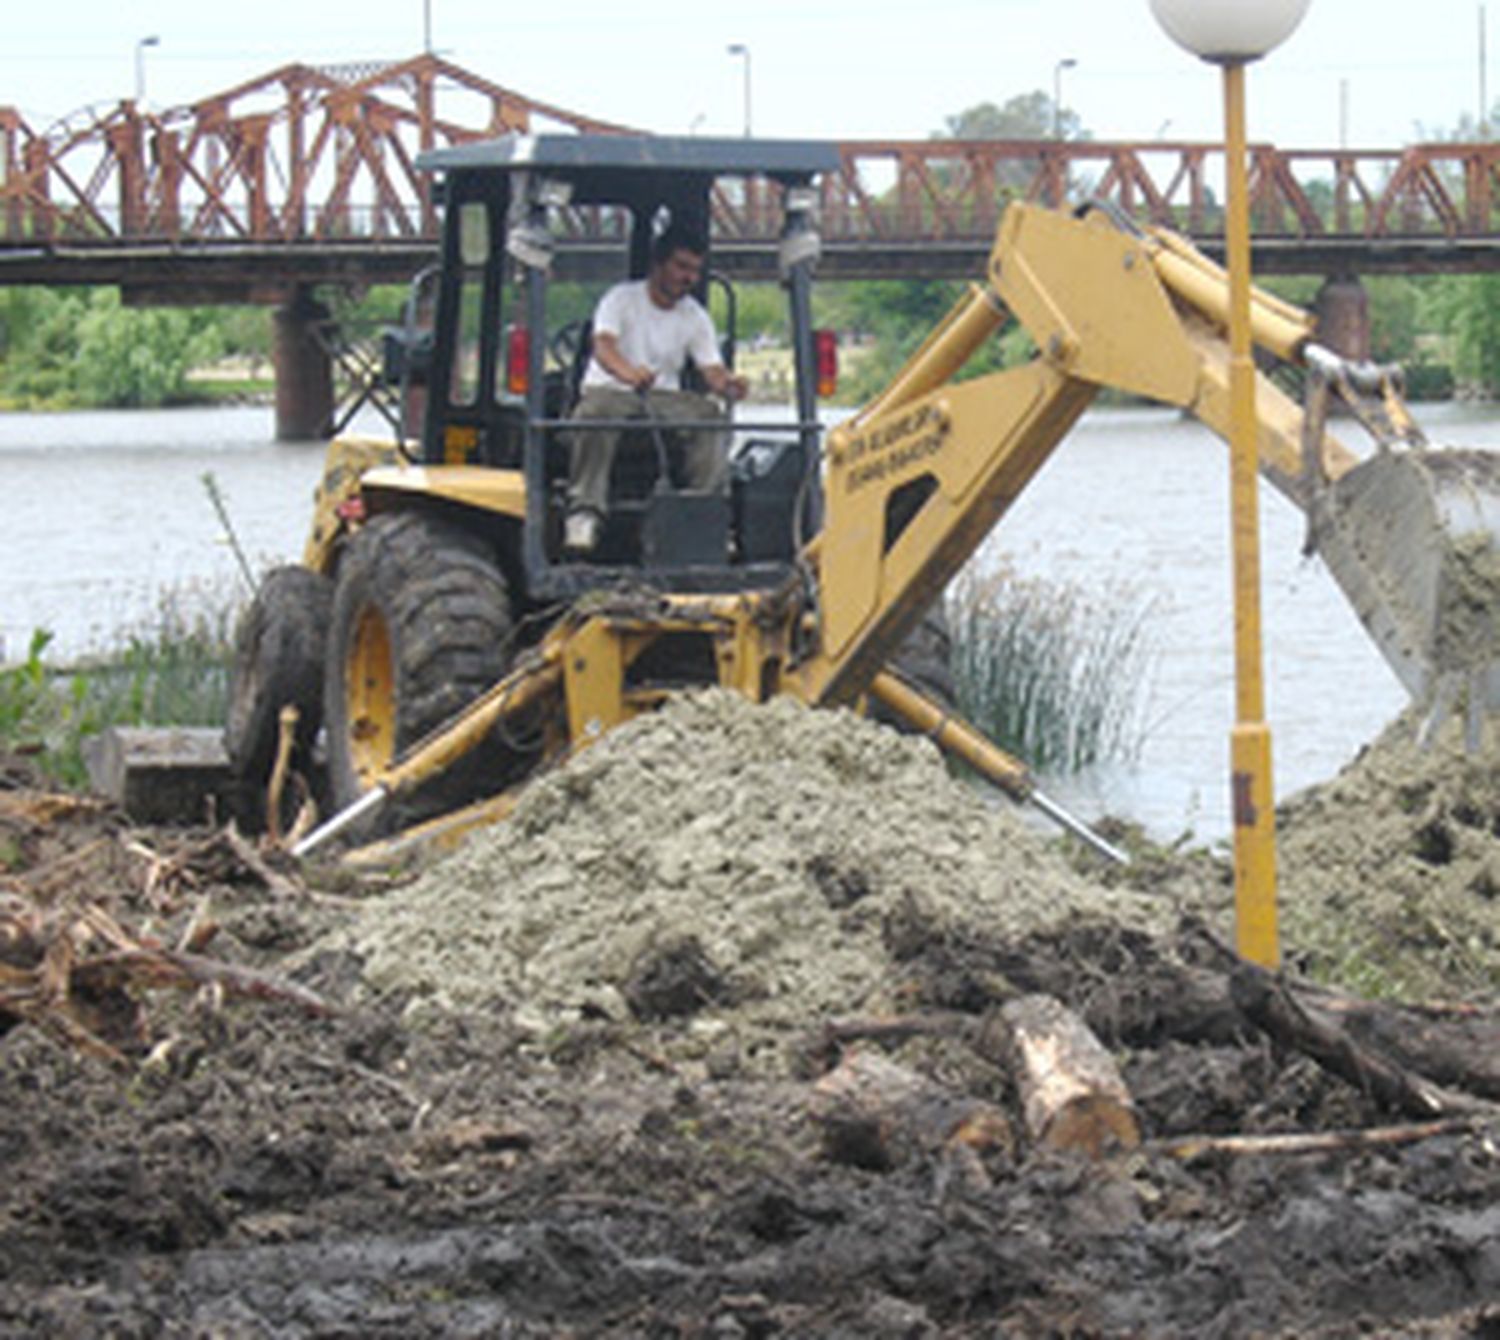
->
<box><xmin>5</xmin><ymin>399</ymin><xmax>1497</xmax><ymax>841</ymax></box>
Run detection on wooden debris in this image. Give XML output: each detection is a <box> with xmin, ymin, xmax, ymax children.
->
<box><xmin>1155</xmin><ymin>1116</ymin><xmax>1482</xmax><ymax>1162</ymax></box>
<box><xmin>1229</xmin><ymin>959</ymin><xmax>1455</xmax><ymax>1118</ymax></box>
<box><xmin>0</xmin><ymin>791</ymin><xmax>107</xmax><ymax>826</ymax></box>
<box><xmin>410</xmin><ymin>1118</ymin><xmax>534</xmax><ymax>1167</ymax></box>
<box><xmin>809</xmin><ymin>1049</ymin><xmax>1014</xmax><ymax>1184</ymax></box>
<box><xmin>222</xmin><ymin>823</ymin><xmax>304</xmax><ymax>900</ymax></box>
<box><xmin>1309</xmin><ymin>990</ymin><xmax>1500</xmax><ymax>1102</ymax></box>
<box><xmin>266</xmin><ymin>705</ymin><xmax>299</xmax><ymax>846</ymax></box>
<box><xmin>0</xmin><ymin>886</ymin><xmax>334</xmax><ymax>1067</ymax></box>
<box><xmin>999</xmin><ymin>993</ymin><xmax>1141</xmax><ymax>1158</ymax></box>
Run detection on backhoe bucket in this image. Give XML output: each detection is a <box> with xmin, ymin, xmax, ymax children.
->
<box><xmin>1308</xmin><ymin>447</ymin><xmax>1500</xmax><ymax>723</ymax></box>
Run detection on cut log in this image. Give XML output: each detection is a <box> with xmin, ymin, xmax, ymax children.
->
<box><xmin>809</xmin><ymin>1049</ymin><xmax>1014</xmax><ymax>1182</ymax></box>
<box><xmin>999</xmin><ymin>993</ymin><xmax>1141</xmax><ymax>1158</ymax></box>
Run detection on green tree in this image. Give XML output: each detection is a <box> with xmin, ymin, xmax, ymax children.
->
<box><xmin>73</xmin><ymin>290</ymin><xmax>222</xmax><ymax>408</ymax></box>
<box><xmin>941</xmin><ymin>92</ymin><xmax>1081</xmax><ymax>144</ymax></box>
<box><xmin>0</xmin><ymin>288</ymin><xmax>87</xmax><ymax>405</ymax></box>
<box><xmin>1431</xmin><ymin>273</ymin><xmax>1500</xmax><ymax>394</ymax></box>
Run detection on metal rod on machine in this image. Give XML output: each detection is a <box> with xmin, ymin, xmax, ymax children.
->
<box><xmin>868</xmin><ymin>670</ymin><xmax>1128</xmax><ymax>865</ymax></box>
<box><xmin>293</xmin><ymin>648</ymin><xmax>565</xmax><ymax>858</ymax></box>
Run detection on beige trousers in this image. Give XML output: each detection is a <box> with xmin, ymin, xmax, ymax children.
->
<box><xmin>567</xmin><ymin>386</ymin><xmax>728</xmax><ymax>516</ymax></box>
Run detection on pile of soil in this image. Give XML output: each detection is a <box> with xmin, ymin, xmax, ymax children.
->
<box><xmin>1277</xmin><ymin>710</ymin><xmax>1500</xmax><ymax>1000</ymax></box>
<box><xmin>331</xmin><ymin>693</ymin><xmax>1169</xmax><ymax>1063</ymax></box>
<box><xmin>2</xmin><ymin>694</ymin><xmax>1498</xmax><ymax>1338</ymax></box>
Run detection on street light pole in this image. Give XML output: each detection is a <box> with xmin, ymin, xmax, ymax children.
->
<box><xmin>1053</xmin><ymin>58</ymin><xmax>1077</xmax><ymax>139</ymax></box>
<box><xmin>1481</xmin><ymin>4</ymin><xmax>1490</xmax><ymax>138</ymax></box>
<box><xmin>1150</xmin><ymin>0</ymin><xmax>1310</xmax><ymax>969</ymax></box>
<box><xmin>727</xmin><ymin>43</ymin><xmax>752</xmax><ymax>136</ymax></box>
<box><xmin>135</xmin><ymin>35</ymin><xmax>161</xmax><ymax>106</ymax></box>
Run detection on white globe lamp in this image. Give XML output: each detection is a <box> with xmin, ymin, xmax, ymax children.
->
<box><xmin>1151</xmin><ymin>0</ymin><xmax>1309</xmax><ymax>63</ymax></box>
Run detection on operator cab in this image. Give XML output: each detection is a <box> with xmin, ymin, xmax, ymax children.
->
<box><xmin>399</xmin><ymin>134</ymin><xmax>842</xmax><ymax>602</ymax></box>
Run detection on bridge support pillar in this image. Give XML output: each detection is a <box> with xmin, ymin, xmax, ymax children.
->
<box><xmin>273</xmin><ymin>288</ymin><xmax>334</xmax><ymax>441</ymax></box>
<box><xmin>1313</xmin><ymin>274</ymin><xmax>1371</xmax><ymax>363</ymax></box>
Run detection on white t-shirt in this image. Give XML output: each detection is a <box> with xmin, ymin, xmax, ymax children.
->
<box><xmin>581</xmin><ymin>280</ymin><xmax>722</xmax><ymax>392</ymax></box>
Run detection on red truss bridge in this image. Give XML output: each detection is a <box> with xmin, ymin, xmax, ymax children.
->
<box><xmin>5</xmin><ymin>53</ymin><xmax>1500</xmax><ymax>291</ymax></box>
<box><xmin>4</xmin><ymin>54</ymin><xmax>1499</xmax><ymax>434</ymax></box>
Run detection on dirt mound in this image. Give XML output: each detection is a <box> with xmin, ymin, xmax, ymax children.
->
<box><xmin>1278</xmin><ymin>711</ymin><xmax>1500</xmax><ymax>999</ymax></box>
<box><xmin>4</xmin><ymin>705</ymin><xmax>1500</xmax><ymax>1337</ymax></box>
<box><xmin>332</xmin><ymin>692</ymin><xmax>1172</xmax><ymax>1062</ymax></box>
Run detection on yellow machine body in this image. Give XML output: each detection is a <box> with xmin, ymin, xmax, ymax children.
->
<box><xmin>292</xmin><ymin>202</ymin><xmax>1499</xmax><ymax>860</ymax></box>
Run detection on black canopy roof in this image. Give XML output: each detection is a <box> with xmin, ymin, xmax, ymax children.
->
<box><xmin>416</xmin><ymin>134</ymin><xmax>840</xmax><ymax>190</ymax></box>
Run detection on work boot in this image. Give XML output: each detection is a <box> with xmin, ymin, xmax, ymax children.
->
<box><xmin>564</xmin><ymin>509</ymin><xmax>600</xmax><ymax>554</ymax></box>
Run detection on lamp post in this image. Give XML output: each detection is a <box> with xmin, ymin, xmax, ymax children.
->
<box><xmin>1149</xmin><ymin>0</ymin><xmax>1310</xmax><ymax>969</ymax></box>
<box><xmin>135</xmin><ymin>35</ymin><xmax>161</xmax><ymax>106</ymax></box>
<box><xmin>1481</xmin><ymin>5</ymin><xmax>1490</xmax><ymax>139</ymax></box>
<box><xmin>727</xmin><ymin>43</ymin><xmax>752</xmax><ymax>136</ymax></box>
<box><xmin>1052</xmin><ymin>57</ymin><xmax>1077</xmax><ymax>139</ymax></box>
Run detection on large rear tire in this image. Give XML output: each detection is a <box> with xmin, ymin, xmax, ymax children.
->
<box><xmin>324</xmin><ymin>512</ymin><xmax>522</xmax><ymax>835</ymax></box>
<box><xmin>224</xmin><ymin>565</ymin><xmax>332</xmax><ymax>825</ymax></box>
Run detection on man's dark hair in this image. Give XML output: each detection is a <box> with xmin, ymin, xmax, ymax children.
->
<box><xmin>650</xmin><ymin>223</ymin><xmax>708</xmax><ymax>266</ymax></box>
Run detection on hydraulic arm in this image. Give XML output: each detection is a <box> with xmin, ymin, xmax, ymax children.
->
<box><xmin>789</xmin><ymin>202</ymin><xmax>1500</xmax><ymax>734</ymax></box>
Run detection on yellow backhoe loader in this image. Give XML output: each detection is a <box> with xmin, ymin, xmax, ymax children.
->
<box><xmin>220</xmin><ymin>134</ymin><xmax>1500</xmax><ymax>865</ymax></box>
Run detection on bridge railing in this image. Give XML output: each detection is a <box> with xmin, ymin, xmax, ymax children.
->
<box><xmin>6</xmin><ymin>58</ymin><xmax>1500</xmax><ymax>252</ymax></box>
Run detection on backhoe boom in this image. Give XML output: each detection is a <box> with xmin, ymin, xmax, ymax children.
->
<box><xmin>790</xmin><ymin>202</ymin><xmax>1499</xmax><ymax>726</ymax></box>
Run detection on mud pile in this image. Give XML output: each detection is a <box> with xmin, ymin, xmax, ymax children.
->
<box><xmin>1278</xmin><ymin>710</ymin><xmax>1500</xmax><ymax>998</ymax></box>
<box><xmin>335</xmin><ymin>691</ymin><xmax>1172</xmax><ymax>1056</ymax></box>
<box><xmin>6</xmin><ymin>707</ymin><xmax>1500</xmax><ymax>1336</ymax></box>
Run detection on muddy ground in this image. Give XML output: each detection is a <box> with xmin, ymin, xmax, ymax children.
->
<box><xmin>2</xmin><ymin>698</ymin><xmax>1499</xmax><ymax>1338</ymax></box>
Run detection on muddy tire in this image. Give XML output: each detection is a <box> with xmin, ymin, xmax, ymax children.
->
<box><xmin>872</xmin><ymin>603</ymin><xmax>958</xmax><ymax>730</ymax></box>
<box><xmin>224</xmin><ymin>565</ymin><xmax>333</xmax><ymax>815</ymax></box>
<box><xmin>324</xmin><ymin>512</ymin><xmax>520</xmax><ymax>836</ymax></box>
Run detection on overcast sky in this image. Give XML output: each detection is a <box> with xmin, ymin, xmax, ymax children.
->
<box><xmin>2</xmin><ymin>0</ymin><xmax>1491</xmax><ymax>151</ymax></box>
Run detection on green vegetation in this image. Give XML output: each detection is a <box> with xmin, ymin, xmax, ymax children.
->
<box><xmin>947</xmin><ymin>567</ymin><xmax>1156</xmax><ymax>773</ymax></box>
<box><xmin>0</xmin><ymin>288</ymin><xmax>229</xmax><ymax>409</ymax></box>
<box><xmin>0</xmin><ymin>597</ymin><xmax>236</xmax><ymax>789</ymax></box>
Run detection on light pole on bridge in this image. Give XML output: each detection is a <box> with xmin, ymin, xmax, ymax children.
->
<box><xmin>727</xmin><ymin>43</ymin><xmax>752</xmax><ymax>137</ymax></box>
<box><xmin>1052</xmin><ymin>57</ymin><xmax>1077</xmax><ymax>139</ymax></box>
<box><xmin>134</xmin><ymin>35</ymin><xmax>161</xmax><ymax>107</ymax></box>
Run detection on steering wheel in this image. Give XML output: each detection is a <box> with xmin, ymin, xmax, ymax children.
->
<box><xmin>548</xmin><ymin>319</ymin><xmax>589</xmax><ymax>371</ymax></box>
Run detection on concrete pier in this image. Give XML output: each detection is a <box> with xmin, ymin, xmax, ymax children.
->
<box><xmin>273</xmin><ymin>287</ymin><xmax>334</xmax><ymax>440</ymax></box>
<box><xmin>1314</xmin><ymin>274</ymin><xmax>1371</xmax><ymax>363</ymax></box>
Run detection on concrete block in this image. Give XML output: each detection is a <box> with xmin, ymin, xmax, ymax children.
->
<box><xmin>82</xmin><ymin>726</ymin><xmax>235</xmax><ymax>826</ymax></box>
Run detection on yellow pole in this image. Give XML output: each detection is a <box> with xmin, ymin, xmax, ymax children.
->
<box><xmin>1222</xmin><ymin>60</ymin><xmax>1280</xmax><ymax>968</ymax></box>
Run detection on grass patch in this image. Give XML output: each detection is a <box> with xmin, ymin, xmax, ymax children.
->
<box><xmin>183</xmin><ymin>376</ymin><xmax>277</xmax><ymax>403</ymax></box>
<box><xmin>0</xmin><ymin>588</ymin><xmax>239</xmax><ymax>789</ymax></box>
<box><xmin>948</xmin><ymin>565</ymin><xmax>1156</xmax><ymax>774</ymax></box>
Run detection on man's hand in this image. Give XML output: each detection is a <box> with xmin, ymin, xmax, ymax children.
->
<box><xmin>707</xmin><ymin>368</ymin><xmax>750</xmax><ymax>403</ymax></box>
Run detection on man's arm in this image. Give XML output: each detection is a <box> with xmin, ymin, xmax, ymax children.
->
<box><xmin>591</xmin><ymin>332</ymin><xmax>656</xmax><ymax>392</ymax></box>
